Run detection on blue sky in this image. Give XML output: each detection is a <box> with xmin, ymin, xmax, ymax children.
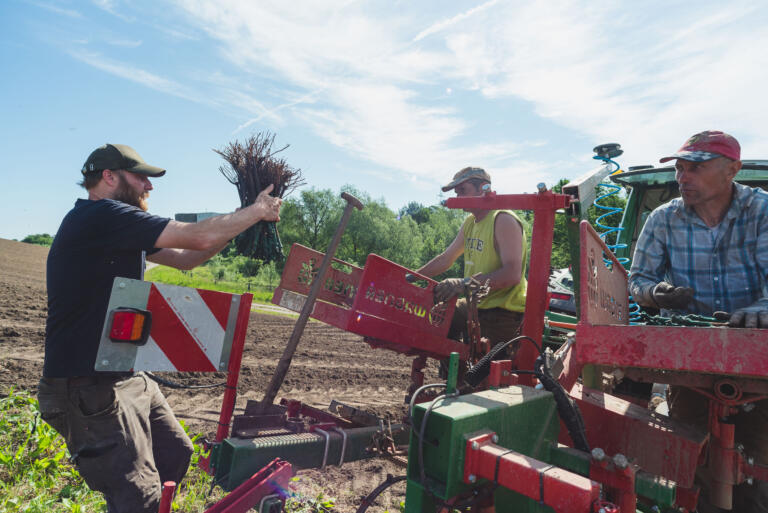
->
<box><xmin>2</xmin><ymin>0</ymin><xmax>767</xmax><ymax>240</ymax></box>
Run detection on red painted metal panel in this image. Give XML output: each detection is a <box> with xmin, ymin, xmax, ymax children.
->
<box><xmin>351</xmin><ymin>312</ymin><xmax>469</xmax><ymax>360</ymax></box>
<box><xmin>576</xmin><ymin>323</ymin><xmax>768</xmax><ymax>380</ymax></box>
<box><xmin>579</xmin><ymin>221</ymin><xmax>628</xmax><ymax>326</ymax></box>
<box><xmin>273</xmin><ymin>244</ymin><xmax>362</xmax><ymax>308</ymax></box>
<box><xmin>204</xmin><ymin>459</ymin><xmax>293</xmax><ymax>513</ymax></box>
<box><xmin>198</xmin><ymin>289</ymin><xmax>234</xmax><ymax>330</ymax></box>
<box><xmin>352</xmin><ymin>254</ymin><xmax>455</xmax><ymax>338</ymax></box>
<box><xmin>564</xmin><ymin>383</ymin><xmax>706</xmax><ymax>488</ymax></box>
<box><xmin>146</xmin><ymin>285</ymin><xmax>217</xmax><ymax>372</ymax></box>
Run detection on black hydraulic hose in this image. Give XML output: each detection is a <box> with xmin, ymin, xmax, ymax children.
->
<box><xmin>463</xmin><ymin>335</ymin><xmax>589</xmax><ymax>452</ymax></box>
<box><xmin>533</xmin><ymin>355</ymin><xmax>590</xmax><ymax>452</ymax></box>
<box><xmin>464</xmin><ymin>335</ymin><xmax>541</xmax><ymax>387</ymax></box>
<box><xmin>355</xmin><ymin>474</ymin><xmax>407</xmax><ymax>513</ymax></box>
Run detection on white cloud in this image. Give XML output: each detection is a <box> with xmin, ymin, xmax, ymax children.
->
<box><xmin>29</xmin><ymin>1</ymin><xmax>82</xmax><ymax>18</ymax></box>
<box><xmin>89</xmin><ymin>0</ymin><xmax>768</xmax><ymax>187</ymax></box>
<box><xmin>107</xmin><ymin>39</ymin><xmax>142</xmax><ymax>48</ymax></box>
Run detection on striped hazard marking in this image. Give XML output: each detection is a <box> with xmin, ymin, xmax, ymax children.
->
<box><xmin>132</xmin><ymin>283</ymin><xmax>233</xmax><ymax>372</ymax></box>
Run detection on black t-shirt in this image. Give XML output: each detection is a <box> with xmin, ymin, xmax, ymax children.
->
<box><xmin>44</xmin><ymin>199</ymin><xmax>170</xmax><ymax>377</ymax></box>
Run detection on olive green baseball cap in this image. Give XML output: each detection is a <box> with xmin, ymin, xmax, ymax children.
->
<box><xmin>441</xmin><ymin>166</ymin><xmax>491</xmax><ymax>192</ymax></box>
<box><xmin>81</xmin><ymin>143</ymin><xmax>166</xmax><ymax>177</ymax></box>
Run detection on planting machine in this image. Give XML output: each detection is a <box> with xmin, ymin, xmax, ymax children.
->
<box><xmin>95</xmin><ymin>150</ymin><xmax>768</xmax><ymax>512</ymax></box>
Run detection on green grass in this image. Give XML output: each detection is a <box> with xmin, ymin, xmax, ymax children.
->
<box><xmin>0</xmin><ymin>388</ymin><xmax>336</xmax><ymax>512</ymax></box>
<box><xmin>146</xmin><ymin>265</ymin><xmax>274</xmax><ymax>304</ymax></box>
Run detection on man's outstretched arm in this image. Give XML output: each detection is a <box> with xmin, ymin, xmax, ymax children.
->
<box><xmin>148</xmin><ymin>185</ymin><xmax>281</xmax><ymax>270</ymax></box>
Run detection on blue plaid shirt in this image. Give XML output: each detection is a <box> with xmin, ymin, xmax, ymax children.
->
<box><xmin>629</xmin><ymin>182</ymin><xmax>768</xmax><ymax>315</ymax></box>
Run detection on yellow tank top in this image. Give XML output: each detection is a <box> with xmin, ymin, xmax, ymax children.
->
<box><xmin>462</xmin><ymin>210</ymin><xmax>527</xmax><ymax>312</ymax></box>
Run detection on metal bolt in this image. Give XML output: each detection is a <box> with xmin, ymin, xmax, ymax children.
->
<box><xmin>471</xmin><ymin>441</ymin><xmax>479</xmax><ymax>450</ymax></box>
<box><xmin>468</xmin><ymin>474</ymin><xmax>477</xmax><ymax>483</ymax></box>
<box><xmin>118</xmin><ymin>282</ymin><xmax>126</xmax><ymax>288</ymax></box>
<box><xmin>613</xmin><ymin>453</ymin><xmax>629</xmax><ymax>469</ymax></box>
<box><xmin>748</xmin><ymin>456</ymin><xmax>755</xmax><ymax>466</ymax></box>
<box><xmin>747</xmin><ymin>476</ymin><xmax>754</xmax><ymax>485</ymax></box>
<box><xmin>591</xmin><ymin>448</ymin><xmax>605</xmax><ymax>461</ymax></box>
<box><xmin>101</xmin><ymin>359</ymin><xmax>109</xmax><ymax>366</ymax></box>
<box><xmin>742</xmin><ymin>402</ymin><xmax>756</xmax><ymax>412</ymax></box>
<box><xmin>491</xmin><ymin>434</ymin><xmax>499</xmax><ymax>443</ymax></box>
<box><xmin>736</xmin><ymin>443</ymin><xmax>745</xmax><ymax>453</ymax></box>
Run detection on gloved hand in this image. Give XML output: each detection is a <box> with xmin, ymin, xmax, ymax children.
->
<box><xmin>651</xmin><ymin>282</ymin><xmax>695</xmax><ymax>310</ymax></box>
<box><xmin>727</xmin><ymin>303</ymin><xmax>768</xmax><ymax>329</ymax></box>
<box><xmin>433</xmin><ymin>278</ymin><xmax>468</xmax><ymax>303</ymax></box>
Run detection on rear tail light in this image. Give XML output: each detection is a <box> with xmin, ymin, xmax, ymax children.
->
<box><xmin>108</xmin><ymin>308</ymin><xmax>152</xmax><ymax>345</ymax></box>
<box><xmin>550</xmin><ymin>292</ymin><xmax>572</xmax><ymax>301</ymax></box>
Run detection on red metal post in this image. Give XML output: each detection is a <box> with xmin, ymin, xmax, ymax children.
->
<box><xmin>157</xmin><ymin>481</ymin><xmax>176</xmax><ymax>513</ymax></box>
<box><xmin>708</xmin><ymin>401</ymin><xmax>740</xmax><ymax>509</ymax></box>
<box><xmin>463</xmin><ymin>431</ymin><xmax>601</xmax><ymax>513</ymax></box>
<box><xmin>215</xmin><ymin>293</ymin><xmax>253</xmax><ymax>442</ymax></box>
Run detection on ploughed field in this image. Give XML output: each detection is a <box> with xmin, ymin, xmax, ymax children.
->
<box><xmin>0</xmin><ymin>237</ymin><xmax>432</xmax><ymax>511</ymax></box>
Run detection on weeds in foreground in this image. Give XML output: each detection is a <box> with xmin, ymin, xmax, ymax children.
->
<box><xmin>1</xmin><ymin>388</ymin><xmax>336</xmax><ymax>512</ymax></box>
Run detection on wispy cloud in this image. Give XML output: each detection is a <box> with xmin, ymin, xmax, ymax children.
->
<box><xmin>107</xmin><ymin>39</ymin><xmax>142</xmax><ymax>48</ymax></box>
<box><xmin>68</xmin><ymin>49</ymin><xmax>201</xmax><ymax>103</ymax></box>
<box><xmin>413</xmin><ymin>0</ymin><xmax>499</xmax><ymax>42</ymax></box>
<box><xmin>79</xmin><ymin>0</ymin><xmax>768</xmax><ymax>190</ymax></box>
<box><xmin>29</xmin><ymin>1</ymin><xmax>82</xmax><ymax>18</ymax></box>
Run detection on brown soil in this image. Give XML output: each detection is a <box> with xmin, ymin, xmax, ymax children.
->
<box><xmin>0</xmin><ymin>237</ymin><xmax>435</xmax><ymax>512</ymax></box>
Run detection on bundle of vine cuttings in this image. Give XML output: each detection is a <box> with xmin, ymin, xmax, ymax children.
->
<box><xmin>215</xmin><ymin>132</ymin><xmax>304</xmax><ymax>263</ymax></box>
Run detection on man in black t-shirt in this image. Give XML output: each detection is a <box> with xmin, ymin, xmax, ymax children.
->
<box><xmin>38</xmin><ymin>143</ymin><xmax>282</xmax><ymax>513</ymax></box>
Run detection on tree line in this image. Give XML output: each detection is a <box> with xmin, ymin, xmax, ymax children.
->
<box><xmin>20</xmin><ymin>181</ymin><xmax>627</xmax><ymax>282</ymax></box>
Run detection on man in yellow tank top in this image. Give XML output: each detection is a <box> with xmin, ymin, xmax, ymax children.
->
<box><xmin>416</xmin><ymin>166</ymin><xmax>527</xmax><ymax>355</ymax></box>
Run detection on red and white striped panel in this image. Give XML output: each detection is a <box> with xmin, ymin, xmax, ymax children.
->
<box><xmin>95</xmin><ymin>278</ymin><xmax>242</xmax><ymax>372</ymax></box>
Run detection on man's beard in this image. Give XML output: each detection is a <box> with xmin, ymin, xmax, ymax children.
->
<box><xmin>114</xmin><ymin>173</ymin><xmax>150</xmax><ymax>211</ymax></box>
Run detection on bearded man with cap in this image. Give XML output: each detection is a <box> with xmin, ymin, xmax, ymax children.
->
<box><xmin>416</xmin><ymin>167</ymin><xmax>527</xmax><ymax>359</ymax></box>
<box><xmin>38</xmin><ymin>143</ymin><xmax>282</xmax><ymax>513</ymax></box>
<box><xmin>629</xmin><ymin>131</ymin><xmax>768</xmax><ymax>512</ymax></box>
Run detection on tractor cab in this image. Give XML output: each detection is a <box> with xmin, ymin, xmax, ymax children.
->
<box><xmin>612</xmin><ymin>160</ymin><xmax>768</xmax><ymax>261</ymax></box>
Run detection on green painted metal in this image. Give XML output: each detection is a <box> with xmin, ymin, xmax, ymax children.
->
<box><xmin>213</xmin><ymin>424</ymin><xmax>409</xmax><ymax>491</ymax></box>
<box><xmin>550</xmin><ymin>445</ymin><xmax>676</xmax><ymax>508</ymax></box>
<box><xmin>404</xmin><ymin>386</ymin><xmax>559</xmax><ymax>512</ymax></box>
<box><xmin>446</xmin><ymin>352</ymin><xmax>459</xmax><ymax>395</ymax></box>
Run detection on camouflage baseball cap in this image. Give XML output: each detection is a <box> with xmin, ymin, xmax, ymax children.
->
<box><xmin>659</xmin><ymin>130</ymin><xmax>741</xmax><ymax>163</ymax></box>
<box><xmin>441</xmin><ymin>167</ymin><xmax>491</xmax><ymax>192</ymax></box>
<box><xmin>81</xmin><ymin>143</ymin><xmax>166</xmax><ymax>177</ymax></box>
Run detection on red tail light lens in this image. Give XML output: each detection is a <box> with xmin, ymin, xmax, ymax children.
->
<box><xmin>108</xmin><ymin>308</ymin><xmax>152</xmax><ymax>345</ymax></box>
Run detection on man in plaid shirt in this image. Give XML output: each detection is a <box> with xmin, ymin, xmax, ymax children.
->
<box><xmin>629</xmin><ymin>130</ymin><xmax>768</xmax><ymax>327</ymax></box>
<box><xmin>629</xmin><ymin>130</ymin><xmax>768</xmax><ymax>512</ymax></box>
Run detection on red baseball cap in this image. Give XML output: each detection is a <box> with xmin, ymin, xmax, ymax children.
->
<box><xmin>659</xmin><ymin>130</ymin><xmax>741</xmax><ymax>163</ymax></box>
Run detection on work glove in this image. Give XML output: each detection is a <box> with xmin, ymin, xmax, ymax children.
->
<box><xmin>651</xmin><ymin>282</ymin><xmax>695</xmax><ymax>311</ymax></box>
<box><xmin>726</xmin><ymin>303</ymin><xmax>768</xmax><ymax>329</ymax></box>
<box><xmin>433</xmin><ymin>278</ymin><xmax>468</xmax><ymax>303</ymax></box>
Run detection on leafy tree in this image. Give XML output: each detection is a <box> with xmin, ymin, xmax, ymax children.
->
<box><xmin>280</xmin><ymin>188</ymin><xmax>343</xmax><ymax>252</ymax></box>
<box><xmin>21</xmin><ymin>233</ymin><xmax>53</xmax><ymax>246</ymax></box>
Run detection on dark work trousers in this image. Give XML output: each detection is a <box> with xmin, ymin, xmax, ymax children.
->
<box><xmin>38</xmin><ymin>373</ymin><xmax>194</xmax><ymax>513</ymax></box>
<box><xmin>442</xmin><ymin>298</ymin><xmax>524</xmax><ymax>378</ymax></box>
<box><xmin>669</xmin><ymin>386</ymin><xmax>768</xmax><ymax>513</ymax></box>
<box><xmin>448</xmin><ymin>298</ymin><xmax>524</xmax><ymax>353</ymax></box>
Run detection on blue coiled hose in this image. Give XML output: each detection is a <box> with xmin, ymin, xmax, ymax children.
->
<box><xmin>592</xmin><ymin>155</ymin><xmax>642</xmax><ymax>323</ymax></box>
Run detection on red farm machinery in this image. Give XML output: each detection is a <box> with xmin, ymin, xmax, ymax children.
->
<box><xmin>96</xmin><ymin>149</ymin><xmax>768</xmax><ymax>512</ymax></box>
